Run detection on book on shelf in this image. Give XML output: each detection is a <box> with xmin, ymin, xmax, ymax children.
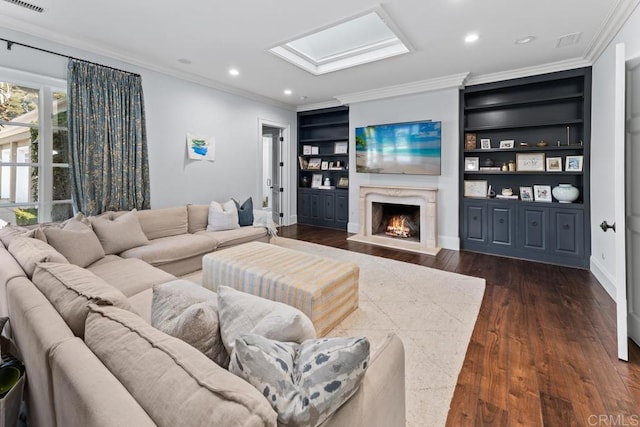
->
<box><xmin>495</xmin><ymin>195</ymin><xmax>519</xmax><ymax>200</ymax></box>
<box><xmin>318</xmin><ymin>185</ymin><xmax>336</xmax><ymax>190</ymax></box>
<box><xmin>479</xmin><ymin>167</ymin><xmax>501</xmax><ymax>171</ymax></box>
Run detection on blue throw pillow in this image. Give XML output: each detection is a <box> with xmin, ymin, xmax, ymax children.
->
<box><xmin>233</xmin><ymin>197</ymin><xmax>254</xmax><ymax>226</ymax></box>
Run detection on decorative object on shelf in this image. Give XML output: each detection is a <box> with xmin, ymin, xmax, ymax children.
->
<box><xmin>536</xmin><ymin>140</ymin><xmax>548</xmax><ymax>147</ymax></box>
<box><xmin>300</xmin><ymin>175</ymin><xmax>310</xmax><ymax>187</ymax></box>
<box><xmin>546</xmin><ymin>157</ymin><xmax>562</xmax><ymax>172</ymax></box>
<box><xmin>186</xmin><ymin>133</ymin><xmax>215</xmax><ymax>161</ymax></box>
<box><xmin>499</xmin><ymin>140</ymin><xmax>515</xmax><ymax>149</ymax></box>
<box><xmin>516</xmin><ymin>153</ymin><xmax>545</xmax><ymax>171</ymax></box>
<box><xmin>519</xmin><ymin>142</ymin><xmax>529</xmax><ymax>147</ymax></box>
<box><xmin>323</xmin><ymin>177</ymin><xmax>331</xmax><ymax>186</ymax></box>
<box><xmin>566</xmin><ymin>126</ymin><xmax>570</xmax><ymax>146</ymax></box>
<box><xmin>321</xmin><ymin>161</ymin><xmax>329</xmax><ymax>170</ymax></box>
<box><xmin>481</xmin><ymin>158</ymin><xmax>495</xmax><ymax>167</ymax></box>
<box><xmin>303</xmin><ymin>145</ymin><xmax>312</xmax><ymax>155</ymax></box>
<box><xmin>501</xmin><ymin>163</ymin><xmax>508</xmax><ymax>172</ymax></box>
<box><xmin>307</xmin><ymin>158</ymin><xmax>322</xmax><ymax>170</ymax></box>
<box><xmin>479</xmin><ymin>166</ymin><xmax>501</xmax><ymax>171</ymax></box>
<box><xmin>334</xmin><ymin>141</ymin><xmax>348</xmax><ymax>154</ymax></box>
<box><xmin>465</xmin><ymin>133</ymin><xmax>477</xmax><ymax>150</ymax></box>
<box><xmin>311</xmin><ymin>146</ymin><xmax>319</xmax><ymax>155</ymax></box>
<box><xmin>298</xmin><ymin>156</ymin><xmax>308</xmax><ymax>170</ymax></box>
<box><xmin>520</xmin><ymin>186</ymin><xmax>533</xmax><ymax>201</ymax></box>
<box><xmin>337</xmin><ymin>176</ymin><xmax>349</xmax><ymax>189</ymax></box>
<box><xmin>508</xmin><ymin>160</ymin><xmax>516</xmax><ymax>171</ymax></box>
<box><xmin>487</xmin><ymin>185</ymin><xmax>496</xmax><ymax>198</ymax></box>
<box><xmin>565</xmin><ymin>155</ymin><xmax>583</xmax><ymax>171</ymax></box>
<box><xmin>464</xmin><ymin>180</ymin><xmax>488</xmax><ymax>198</ymax></box>
<box><xmin>501</xmin><ymin>188</ymin><xmax>513</xmax><ymax>196</ymax></box>
<box><xmin>465</xmin><ymin>157</ymin><xmax>479</xmax><ymax>171</ymax></box>
<box><xmin>533</xmin><ymin>185</ymin><xmax>552</xmax><ymax>202</ymax></box>
<box><xmin>552</xmin><ymin>184</ymin><xmax>579</xmax><ymax>203</ymax></box>
<box><xmin>480</xmin><ymin>138</ymin><xmax>491</xmax><ymax>149</ymax></box>
<box><xmin>311</xmin><ymin>174</ymin><xmax>322</xmax><ymax>188</ymax></box>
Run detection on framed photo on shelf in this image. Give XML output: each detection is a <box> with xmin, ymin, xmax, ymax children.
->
<box><xmin>565</xmin><ymin>155</ymin><xmax>583</xmax><ymax>171</ymax></box>
<box><xmin>464</xmin><ymin>157</ymin><xmax>479</xmax><ymax>171</ymax></box>
<box><xmin>302</xmin><ymin>145</ymin><xmax>312</xmax><ymax>155</ymax></box>
<box><xmin>533</xmin><ymin>185</ymin><xmax>552</xmax><ymax>202</ymax></box>
<box><xmin>337</xmin><ymin>176</ymin><xmax>349</xmax><ymax>189</ymax></box>
<box><xmin>311</xmin><ymin>174</ymin><xmax>323</xmax><ymax>188</ymax></box>
<box><xmin>307</xmin><ymin>158</ymin><xmax>322</xmax><ymax>170</ymax></box>
<box><xmin>546</xmin><ymin>157</ymin><xmax>562</xmax><ymax>172</ymax></box>
<box><xmin>465</xmin><ymin>133</ymin><xmax>477</xmax><ymax>150</ymax></box>
<box><xmin>516</xmin><ymin>153</ymin><xmax>545</xmax><ymax>171</ymax></box>
<box><xmin>321</xmin><ymin>161</ymin><xmax>329</xmax><ymax>170</ymax></box>
<box><xmin>334</xmin><ymin>141</ymin><xmax>348</xmax><ymax>154</ymax></box>
<box><xmin>520</xmin><ymin>187</ymin><xmax>533</xmax><ymax>202</ymax></box>
<box><xmin>480</xmin><ymin>138</ymin><xmax>491</xmax><ymax>149</ymax></box>
<box><xmin>499</xmin><ymin>140</ymin><xmax>515</xmax><ymax>149</ymax></box>
<box><xmin>311</xmin><ymin>146</ymin><xmax>319</xmax><ymax>155</ymax></box>
<box><xmin>464</xmin><ymin>180</ymin><xmax>488</xmax><ymax>198</ymax></box>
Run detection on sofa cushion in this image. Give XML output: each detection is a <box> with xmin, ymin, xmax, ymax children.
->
<box><xmin>217</xmin><ymin>286</ymin><xmax>316</xmax><ymax>356</ymax></box>
<box><xmin>230</xmin><ymin>334</ymin><xmax>370</xmax><ymax>427</ymax></box>
<box><xmin>187</xmin><ymin>204</ymin><xmax>209</xmax><ymax>234</ymax></box>
<box><xmin>32</xmin><ymin>262</ymin><xmax>133</xmax><ymax>338</ymax></box>
<box><xmin>87</xmin><ymin>258</ymin><xmax>175</xmax><ymax>297</ymax></box>
<box><xmin>90</xmin><ymin>209</ymin><xmax>149</xmax><ymax>255</ymax></box>
<box><xmin>207</xmin><ymin>200</ymin><xmax>239</xmax><ymax>232</ymax></box>
<box><xmin>196</xmin><ymin>226</ymin><xmax>268</xmax><ymax>248</ymax></box>
<box><xmin>0</xmin><ymin>226</ymin><xmax>29</xmax><ymax>247</ymax></box>
<box><xmin>8</xmin><ymin>235</ymin><xmax>69</xmax><ymax>278</ymax></box>
<box><xmin>233</xmin><ymin>197</ymin><xmax>254</xmax><ymax>226</ymax></box>
<box><xmin>120</xmin><ymin>234</ymin><xmax>216</xmax><ymax>266</ymax></box>
<box><xmin>43</xmin><ymin>220</ymin><xmax>105</xmax><ymax>268</ymax></box>
<box><xmin>152</xmin><ymin>280</ymin><xmax>228</xmax><ymax>367</ymax></box>
<box><xmin>84</xmin><ymin>304</ymin><xmax>278</xmax><ymax>426</ymax></box>
<box><xmin>137</xmin><ymin>206</ymin><xmax>188</xmax><ymax>240</ymax></box>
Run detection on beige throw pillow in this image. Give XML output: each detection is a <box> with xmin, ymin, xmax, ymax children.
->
<box><xmin>217</xmin><ymin>286</ymin><xmax>316</xmax><ymax>356</ymax></box>
<box><xmin>152</xmin><ymin>280</ymin><xmax>229</xmax><ymax>367</ymax></box>
<box><xmin>7</xmin><ymin>235</ymin><xmax>69</xmax><ymax>278</ymax></box>
<box><xmin>207</xmin><ymin>200</ymin><xmax>240</xmax><ymax>232</ymax></box>
<box><xmin>32</xmin><ymin>262</ymin><xmax>133</xmax><ymax>338</ymax></box>
<box><xmin>84</xmin><ymin>304</ymin><xmax>278</xmax><ymax>426</ymax></box>
<box><xmin>43</xmin><ymin>220</ymin><xmax>105</xmax><ymax>267</ymax></box>
<box><xmin>90</xmin><ymin>209</ymin><xmax>149</xmax><ymax>255</ymax></box>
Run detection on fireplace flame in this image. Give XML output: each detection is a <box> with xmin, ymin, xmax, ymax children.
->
<box><xmin>385</xmin><ymin>215</ymin><xmax>411</xmax><ymax>238</ymax></box>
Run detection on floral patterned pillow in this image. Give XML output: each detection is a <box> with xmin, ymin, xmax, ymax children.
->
<box><xmin>229</xmin><ymin>333</ymin><xmax>370</xmax><ymax>427</ymax></box>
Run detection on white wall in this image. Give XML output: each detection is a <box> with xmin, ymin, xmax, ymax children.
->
<box><xmin>0</xmin><ymin>29</ymin><xmax>297</xmax><ymax>219</ymax></box>
<box><xmin>348</xmin><ymin>89</ymin><xmax>460</xmax><ymax>250</ymax></box>
<box><xmin>590</xmin><ymin>5</ymin><xmax>640</xmax><ymax>298</ymax></box>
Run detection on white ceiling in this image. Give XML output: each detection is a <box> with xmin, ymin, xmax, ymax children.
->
<box><xmin>0</xmin><ymin>0</ymin><xmax>637</xmax><ymax>110</ymax></box>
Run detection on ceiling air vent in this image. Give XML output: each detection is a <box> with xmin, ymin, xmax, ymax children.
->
<box><xmin>2</xmin><ymin>0</ymin><xmax>43</xmax><ymax>13</ymax></box>
<box><xmin>556</xmin><ymin>32</ymin><xmax>582</xmax><ymax>48</ymax></box>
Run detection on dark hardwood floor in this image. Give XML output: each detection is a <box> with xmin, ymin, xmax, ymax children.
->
<box><xmin>278</xmin><ymin>224</ymin><xmax>640</xmax><ymax>426</ymax></box>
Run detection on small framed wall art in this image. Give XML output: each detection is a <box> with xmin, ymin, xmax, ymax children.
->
<box><xmin>499</xmin><ymin>140</ymin><xmax>515</xmax><ymax>149</ymax></box>
<box><xmin>565</xmin><ymin>155</ymin><xmax>583</xmax><ymax>172</ymax></box>
<box><xmin>334</xmin><ymin>141</ymin><xmax>348</xmax><ymax>154</ymax></box>
<box><xmin>516</xmin><ymin>153</ymin><xmax>545</xmax><ymax>171</ymax></box>
<box><xmin>311</xmin><ymin>174</ymin><xmax>323</xmax><ymax>188</ymax></box>
<box><xmin>465</xmin><ymin>133</ymin><xmax>477</xmax><ymax>150</ymax></box>
<box><xmin>464</xmin><ymin>180</ymin><xmax>488</xmax><ymax>198</ymax></box>
<box><xmin>520</xmin><ymin>186</ymin><xmax>533</xmax><ymax>201</ymax></box>
<box><xmin>546</xmin><ymin>157</ymin><xmax>562</xmax><ymax>172</ymax></box>
<box><xmin>480</xmin><ymin>138</ymin><xmax>491</xmax><ymax>149</ymax></box>
<box><xmin>464</xmin><ymin>157</ymin><xmax>479</xmax><ymax>171</ymax></box>
<box><xmin>337</xmin><ymin>176</ymin><xmax>349</xmax><ymax>188</ymax></box>
<box><xmin>533</xmin><ymin>185</ymin><xmax>552</xmax><ymax>202</ymax></box>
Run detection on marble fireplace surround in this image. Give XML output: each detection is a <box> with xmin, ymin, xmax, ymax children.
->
<box><xmin>348</xmin><ymin>185</ymin><xmax>440</xmax><ymax>255</ymax></box>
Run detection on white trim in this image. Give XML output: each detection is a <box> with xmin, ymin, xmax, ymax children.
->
<box><xmin>465</xmin><ymin>58</ymin><xmax>591</xmax><ymax>87</ymax></box>
<box><xmin>296</xmin><ymin>100</ymin><xmax>343</xmax><ymax>112</ymax></box>
<box><xmin>347</xmin><ymin>222</ymin><xmax>359</xmax><ymax>234</ymax></box>
<box><xmin>438</xmin><ymin>235</ymin><xmax>460</xmax><ymax>251</ymax></box>
<box><xmin>590</xmin><ymin>256</ymin><xmax>617</xmax><ymax>300</ymax></box>
<box><xmin>290</xmin><ymin>214</ymin><xmax>298</xmax><ymax>224</ymax></box>
<box><xmin>0</xmin><ymin>65</ymin><xmax>66</xmax><ymax>89</ymax></box>
<box><xmin>335</xmin><ymin>73</ymin><xmax>469</xmax><ymax>105</ymax></box>
<box><xmin>584</xmin><ymin>0</ymin><xmax>640</xmax><ymax>63</ymax></box>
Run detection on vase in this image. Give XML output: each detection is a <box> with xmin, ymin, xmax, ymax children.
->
<box><xmin>552</xmin><ymin>184</ymin><xmax>579</xmax><ymax>203</ymax></box>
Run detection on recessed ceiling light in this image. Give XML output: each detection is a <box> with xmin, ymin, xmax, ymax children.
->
<box><xmin>284</xmin><ymin>89</ymin><xmax>292</xmax><ymax>95</ymax></box>
<box><xmin>300</xmin><ymin>96</ymin><xmax>308</xmax><ymax>101</ymax></box>
<box><xmin>515</xmin><ymin>36</ymin><xmax>535</xmax><ymax>45</ymax></box>
<box><xmin>177</xmin><ymin>58</ymin><xmax>192</xmax><ymax>64</ymax></box>
<box><xmin>228</xmin><ymin>68</ymin><xmax>239</xmax><ymax>76</ymax></box>
<box><xmin>464</xmin><ymin>33</ymin><xmax>479</xmax><ymax>43</ymax></box>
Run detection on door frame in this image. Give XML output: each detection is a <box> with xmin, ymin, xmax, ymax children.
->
<box><xmin>257</xmin><ymin>118</ymin><xmax>291</xmax><ymax>225</ymax></box>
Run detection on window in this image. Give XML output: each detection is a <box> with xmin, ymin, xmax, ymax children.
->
<box><xmin>0</xmin><ymin>73</ymin><xmax>72</xmax><ymax>226</ymax></box>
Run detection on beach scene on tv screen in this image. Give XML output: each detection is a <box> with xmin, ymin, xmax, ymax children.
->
<box><xmin>355</xmin><ymin>121</ymin><xmax>441</xmax><ymax>175</ymax></box>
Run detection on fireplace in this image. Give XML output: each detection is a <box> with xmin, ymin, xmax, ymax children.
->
<box><xmin>348</xmin><ymin>185</ymin><xmax>439</xmax><ymax>255</ymax></box>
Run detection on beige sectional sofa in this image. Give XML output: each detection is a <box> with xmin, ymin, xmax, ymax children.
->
<box><xmin>0</xmin><ymin>204</ymin><xmax>406</xmax><ymax>427</ymax></box>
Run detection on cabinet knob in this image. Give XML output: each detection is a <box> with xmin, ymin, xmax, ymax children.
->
<box><xmin>562</xmin><ymin>224</ymin><xmax>570</xmax><ymax>230</ymax></box>
<box><xmin>472</xmin><ymin>216</ymin><xmax>478</xmax><ymax>221</ymax></box>
<box><xmin>499</xmin><ymin>219</ymin><xmax>505</xmax><ymax>224</ymax></box>
<box><xmin>531</xmin><ymin>221</ymin><xmax>538</xmax><ymax>227</ymax></box>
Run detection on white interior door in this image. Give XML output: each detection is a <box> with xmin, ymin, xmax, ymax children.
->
<box><xmin>626</xmin><ymin>53</ymin><xmax>640</xmax><ymax>349</ymax></box>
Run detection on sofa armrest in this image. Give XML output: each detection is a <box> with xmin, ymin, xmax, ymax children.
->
<box><xmin>321</xmin><ymin>333</ymin><xmax>406</xmax><ymax>427</ymax></box>
<box><xmin>252</xmin><ymin>210</ymin><xmax>278</xmax><ymax>236</ymax></box>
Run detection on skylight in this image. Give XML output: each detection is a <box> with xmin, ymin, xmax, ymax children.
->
<box><xmin>270</xmin><ymin>10</ymin><xmax>411</xmax><ymax>75</ymax></box>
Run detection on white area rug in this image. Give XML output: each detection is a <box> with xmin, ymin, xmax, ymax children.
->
<box><xmin>183</xmin><ymin>237</ymin><xmax>485</xmax><ymax>426</ymax></box>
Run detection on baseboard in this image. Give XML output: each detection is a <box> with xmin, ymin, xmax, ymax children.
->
<box><xmin>289</xmin><ymin>215</ymin><xmax>298</xmax><ymax>225</ymax></box>
<box><xmin>438</xmin><ymin>235</ymin><xmax>460</xmax><ymax>251</ymax></box>
<box><xmin>590</xmin><ymin>256</ymin><xmax>617</xmax><ymax>300</ymax></box>
<box><xmin>347</xmin><ymin>222</ymin><xmax>359</xmax><ymax>234</ymax></box>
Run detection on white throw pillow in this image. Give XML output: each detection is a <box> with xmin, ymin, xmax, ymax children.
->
<box><xmin>207</xmin><ymin>200</ymin><xmax>240</xmax><ymax>232</ymax></box>
<box><xmin>217</xmin><ymin>286</ymin><xmax>316</xmax><ymax>355</ymax></box>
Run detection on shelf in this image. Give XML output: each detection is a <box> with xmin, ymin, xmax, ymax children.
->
<box><xmin>300</xmin><ymin>169</ymin><xmax>347</xmax><ymax>172</ymax></box>
<box><xmin>464</xmin><ymin>93</ymin><xmax>583</xmax><ymax>112</ymax></box>
<box><xmin>464</xmin><ymin>171</ymin><xmax>583</xmax><ymax>175</ymax></box>
<box><xmin>299</xmin><ymin>120</ymin><xmax>349</xmax><ymax>128</ymax></box>
<box><xmin>464</xmin><ymin>145</ymin><xmax>584</xmax><ymax>153</ymax></box>
<box><xmin>300</xmin><ymin>153</ymin><xmax>348</xmax><ymax>158</ymax></box>
<box><xmin>465</xmin><ymin>119</ymin><xmax>583</xmax><ymax>132</ymax></box>
<box><xmin>299</xmin><ymin>137</ymin><xmax>348</xmax><ymax>143</ymax></box>
<box><xmin>463</xmin><ymin>197</ymin><xmax>585</xmax><ymax>208</ymax></box>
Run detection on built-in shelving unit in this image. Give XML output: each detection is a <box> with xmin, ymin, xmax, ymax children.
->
<box><xmin>459</xmin><ymin>68</ymin><xmax>592</xmax><ymax>268</ymax></box>
<box><xmin>297</xmin><ymin>106</ymin><xmax>349</xmax><ymax>230</ymax></box>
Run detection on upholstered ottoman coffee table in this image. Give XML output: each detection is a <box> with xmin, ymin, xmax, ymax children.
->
<box><xmin>202</xmin><ymin>241</ymin><xmax>359</xmax><ymax>336</ymax></box>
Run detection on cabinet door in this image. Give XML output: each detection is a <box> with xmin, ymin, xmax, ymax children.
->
<box><xmin>310</xmin><ymin>193</ymin><xmax>320</xmax><ymax>220</ymax></box>
<box><xmin>550</xmin><ymin>208</ymin><xmax>584</xmax><ymax>258</ymax></box>
<box><xmin>463</xmin><ymin>201</ymin><xmax>487</xmax><ymax>243</ymax></box>
<box><xmin>518</xmin><ymin>205</ymin><xmax>549</xmax><ymax>252</ymax></box>
<box><xmin>335</xmin><ymin>193</ymin><xmax>348</xmax><ymax>225</ymax></box>
<box><xmin>298</xmin><ymin>191</ymin><xmax>311</xmax><ymax>221</ymax></box>
<box><xmin>322</xmin><ymin>192</ymin><xmax>335</xmax><ymax>222</ymax></box>
<box><xmin>488</xmin><ymin>203</ymin><xmax>515</xmax><ymax>247</ymax></box>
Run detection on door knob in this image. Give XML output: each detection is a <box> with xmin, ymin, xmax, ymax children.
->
<box><xmin>600</xmin><ymin>220</ymin><xmax>616</xmax><ymax>232</ymax></box>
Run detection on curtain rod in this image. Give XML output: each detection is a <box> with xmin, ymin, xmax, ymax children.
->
<box><xmin>1</xmin><ymin>38</ymin><xmax>141</xmax><ymax>77</ymax></box>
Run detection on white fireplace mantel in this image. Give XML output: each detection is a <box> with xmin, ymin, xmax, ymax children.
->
<box><xmin>348</xmin><ymin>185</ymin><xmax>440</xmax><ymax>255</ymax></box>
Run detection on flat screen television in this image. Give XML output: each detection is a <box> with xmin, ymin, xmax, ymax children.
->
<box><xmin>355</xmin><ymin>120</ymin><xmax>441</xmax><ymax>175</ymax></box>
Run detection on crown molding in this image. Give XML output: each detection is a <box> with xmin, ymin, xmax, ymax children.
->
<box><xmin>296</xmin><ymin>100</ymin><xmax>344</xmax><ymax>112</ymax></box>
<box><xmin>584</xmin><ymin>0</ymin><xmax>640</xmax><ymax>63</ymax></box>
<box><xmin>334</xmin><ymin>72</ymin><xmax>469</xmax><ymax>105</ymax></box>
<box><xmin>0</xmin><ymin>19</ymin><xmax>296</xmax><ymax>111</ymax></box>
<box><xmin>465</xmin><ymin>57</ymin><xmax>592</xmax><ymax>87</ymax></box>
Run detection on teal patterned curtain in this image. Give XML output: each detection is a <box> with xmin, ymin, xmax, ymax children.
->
<box><xmin>67</xmin><ymin>60</ymin><xmax>150</xmax><ymax>215</ymax></box>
